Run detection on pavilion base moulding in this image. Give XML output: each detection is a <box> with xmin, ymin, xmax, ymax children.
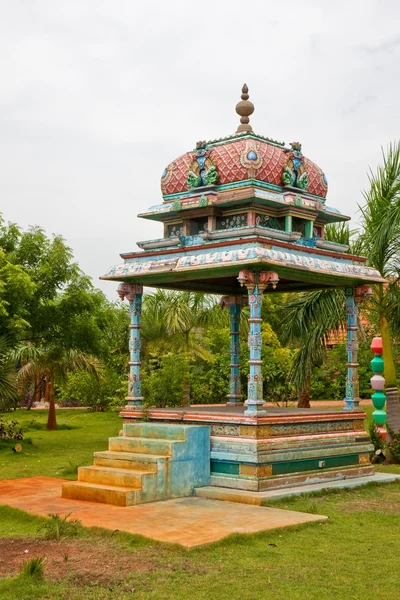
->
<box><xmin>120</xmin><ymin>406</ymin><xmax>374</xmax><ymax>493</ymax></box>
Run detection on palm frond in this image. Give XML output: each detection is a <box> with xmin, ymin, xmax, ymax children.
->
<box><xmin>359</xmin><ymin>142</ymin><xmax>400</xmax><ymax>276</ymax></box>
<box><xmin>280</xmin><ymin>289</ymin><xmax>346</xmax><ymax>391</ymax></box>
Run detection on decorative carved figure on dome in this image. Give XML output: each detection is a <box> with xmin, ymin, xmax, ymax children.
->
<box><xmin>282</xmin><ymin>142</ymin><xmax>308</xmax><ymax>190</ymax></box>
<box><xmin>187</xmin><ymin>141</ymin><xmax>219</xmax><ymax>189</ymax></box>
<box><xmin>240</xmin><ymin>139</ymin><xmax>263</xmax><ymax>178</ymax></box>
<box><xmin>161</xmin><ymin>163</ymin><xmax>174</xmax><ymax>195</ymax></box>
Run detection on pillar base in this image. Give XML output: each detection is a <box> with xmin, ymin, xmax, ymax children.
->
<box><xmin>126</xmin><ymin>397</ymin><xmax>144</xmax><ymax>409</ymax></box>
<box><xmin>343</xmin><ymin>399</ymin><xmax>360</xmax><ymax>412</ymax></box>
<box><xmin>244</xmin><ymin>401</ymin><xmax>267</xmax><ymax>416</ymax></box>
<box><xmin>226</xmin><ymin>401</ymin><xmax>244</xmax><ymax>406</ymax></box>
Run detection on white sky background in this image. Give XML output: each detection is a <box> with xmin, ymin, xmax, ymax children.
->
<box><xmin>1</xmin><ymin>0</ymin><xmax>399</xmax><ymax>299</ymax></box>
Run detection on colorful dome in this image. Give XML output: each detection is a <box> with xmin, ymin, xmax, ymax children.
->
<box><xmin>161</xmin><ymin>84</ymin><xmax>328</xmax><ymax>200</ymax></box>
<box><xmin>160</xmin><ymin>137</ymin><xmax>328</xmax><ymax>199</ymax></box>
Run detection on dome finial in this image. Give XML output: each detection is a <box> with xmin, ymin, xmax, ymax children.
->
<box><xmin>235</xmin><ymin>83</ymin><xmax>254</xmax><ymax>133</ymax></box>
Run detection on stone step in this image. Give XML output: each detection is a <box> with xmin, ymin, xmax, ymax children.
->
<box><xmin>78</xmin><ymin>465</ymin><xmax>152</xmax><ymax>488</ymax></box>
<box><xmin>62</xmin><ymin>481</ymin><xmax>141</xmax><ymax>506</ymax></box>
<box><xmin>93</xmin><ymin>451</ymin><xmax>163</xmax><ymax>472</ymax></box>
<box><xmin>108</xmin><ymin>436</ymin><xmax>177</xmax><ymax>456</ymax></box>
<box><xmin>123</xmin><ymin>422</ymin><xmax>187</xmax><ymax>440</ymax></box>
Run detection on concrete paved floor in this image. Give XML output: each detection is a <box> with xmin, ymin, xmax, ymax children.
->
<box><xmin>0</xmin><ymin>477</ymin><xmax>327</xmax><ymax>548</ymax></box>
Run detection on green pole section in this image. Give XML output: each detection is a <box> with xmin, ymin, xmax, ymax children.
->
<box><xmin>304</xmin><ymin>220</ymin><xmax>314</xmax><ymax>239</ymax></box>
<box><xmin>284</xmin><ymin>215</ymin><xmax>292</xmax><ymax>233</ymax></box>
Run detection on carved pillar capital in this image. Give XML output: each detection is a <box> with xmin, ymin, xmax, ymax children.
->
<box><xmin>354</xmin><ymin>284</ymin><xmax>373</xmax><ymax>304</ymax></box>
<box><xmin>117</xmin><ymin>283</ymin><xmax>144</xmax><ymax>302</ymax></box>
<box><xmin>220</xmin><ymin>295</ymin><xmax>248</xmax><ymax>309</ymax></box>
<box><xmin>237</xmin><ymin>270</ymin><xmax>279</xmax><ymax>293</ymax></box>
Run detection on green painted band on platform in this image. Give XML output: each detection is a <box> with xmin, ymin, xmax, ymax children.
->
<box><xmin>211</xmin><ymin>461</ymin><xmax>239</xmax><ymax>475</ymax></box>
<box><xmin>211</xmin><ymin>453</ymin><xmax>362</xmax><ymax>477</ymax></box>
<box><xmin>271</xmin><ymin>453</ymin><xmax>360</xmax><ymax>475</ymax></box>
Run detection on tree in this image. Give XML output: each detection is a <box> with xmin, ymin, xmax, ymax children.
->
<box><xmin>280</xmin><ymin>288</ymin><xmax>346</xmax><ymax>407</ymax></box>
<box><xmin>141</xmin><ymin>291</ymin><xmax>225</xmax><ymax>403</ymax></box>
<box><xmin>359</xmin><ymin>142</ymin><xmax>400</xmax><ymax>433</ymax></box>
<box><xmin>15</xmin><ymin>346</ymin><xmax>99</xmax><ymax>430</ymax></box>
<box><xmin>0</xmin><ymin>337</ymin><xmax>17</xmax><ymax>411</ymax></box>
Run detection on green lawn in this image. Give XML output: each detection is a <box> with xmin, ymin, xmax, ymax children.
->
<box><xmin>1</xmin><ymin>407</ymin><xmax>400</xmax><ymax>599</ymax></box>
<box><xmin>0</xmin><ymin>409</ymin><xmax>121</xmax><ymax>480</ymax></box>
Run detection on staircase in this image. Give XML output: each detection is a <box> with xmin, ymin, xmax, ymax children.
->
<box><xmin>62</xmin><ymin>422</ymin><xmax>210</xmax><ymax>506</ymax></box>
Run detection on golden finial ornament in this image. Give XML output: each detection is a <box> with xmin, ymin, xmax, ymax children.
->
<box><xmin>235</xmin><ymin>84</ymin><xmax>254</xmax><ymax>133</ymax></box>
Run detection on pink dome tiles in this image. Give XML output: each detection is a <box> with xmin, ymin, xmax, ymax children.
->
<box><xmin>161</xmin><ymin>137</ymin><xmax>328</xmax><ymax>199</ymax></box>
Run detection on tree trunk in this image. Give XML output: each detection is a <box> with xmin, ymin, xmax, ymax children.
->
<box><xmin>297</xmin><ymin>366</ymin><xmax>311</xmax><ymax>408</ymax></box>
<box><xmin>380</xmin><ymin>314</ymin><xmax>400</xmax><ymax>439</ymax></box>
<box><xmin>298</xmin><ymin>388</ymin><xmax>311</xmax><ymax>408</ymax></box>
<box><xmin>46</xmin><ymin>374</ymin><xmax>57</xmax><ymax>431</ymax></box>
<box><xmin>35</xmin><ymin>375</ymin><xmax>41</xmax><ymax>403</ymax></box>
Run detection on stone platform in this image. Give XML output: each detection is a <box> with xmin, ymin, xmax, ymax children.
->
<box><xmin>121</xmin><ymin>404</ymin><xmax>374</xmax><ymax>493</ymax></box>
<box><xmin>0</xmin><ymin>477</ymin><xmax>328</xmax><ymax>548</ymax></box>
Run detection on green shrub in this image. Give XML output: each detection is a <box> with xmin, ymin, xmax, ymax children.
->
<box><xmin>59</xmin><ymin>367</ymin><xmax>126</xmax><ymax>411</ymax></box>
<box><xmin>38</xmin><ymin>513</ymin><xmax>81</xmax><ymax>541</ymax></box>
<box><xmin>20</xmin><ymin>557</ymin><xmax>46</xmax><ymax>579</ymax></box>
<box><xmin>142</xmin><ymin>353</ymin><xmax>188</xmax><ymax>407</ymax></box>
<box><xmin>368</xmin><ymin>421</ymin><xmax>385</xmax><ymax>461</ymax></box>
<box><xmin>0</xmin><ymin>418</ymin><xmax>23</xmax><ymax>440</ymax></box>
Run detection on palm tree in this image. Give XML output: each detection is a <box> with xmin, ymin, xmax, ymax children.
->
<box><xmin>141</xmin><ymin>290</ymin><xmax>226</xmax><ymax>403</ymax></box>
<box><xmin>280</xmin><ymin>288</ymin><xmax>346</xmax><ymax>407</ymax></box>
<box><xmin>359</xmin><ymin>142</ymin><xmax>400</xmax><ymax>433</ymax></box>
<box><xmin>15</xmin><ymin>346</ymin><xmax>99</xmax><ymax>430</ymax></box>
<box><xmin>0</xmin><ymin>336</ymin><xmax>18</xmax><ymax>411</ymax></box>
<box><xmin>280</xmin><ymin>142</ymin><xmax>400</xmax><ymax>423</ymax></box>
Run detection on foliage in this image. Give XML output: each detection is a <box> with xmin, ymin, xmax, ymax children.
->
<box><xmin>38</xmin><ymin>513</ymin><xmax>82</xmax><ymax>541</ymax></box>
<box><xmin>20</xmin><ymin>557</ymin><xmax>46</xmax><ymax>579</ymax></box>
<box><xmin>189</xmin><ymin>328</ymin><xmax>230</xmax><ymax>404</ymax></box>
<box><xmin>387</xmin><ymin>428</ymin><xmax>400</xmax><ymax>462</ymax></box>
<box><xmin>0</xmin><ymin>336</ymin><xmax>18</xmax><ymax>411</ymax></box>
<box><xmin>368</xmin><ymin>421</ymin><xmax>385</xmax><ymax>457</ymax></box>
<box><xmin>310</xmin><ymin>341</ymin><xmax>374</xmax><ymax>400</ymax></box>
<box><xmin>0</xmin><ymin>417</ymin><xmax>23</xmax><ymax>440</ymax></box>
<box><xmin>142</xmin><ymin>353</ymin><xmax>189</xmax><ymax>407</ymax></box>
<box><xmin>279</xmin><ymin>288</ymin><xmax>346</xmax><ymax>402</ymax></box>
<box><xmin>59</xmin><ymin>366</ymin><xmax>126</xmax><ymax>411</ymax></box>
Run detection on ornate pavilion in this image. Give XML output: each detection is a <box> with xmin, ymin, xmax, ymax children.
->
<box><xmin>62</xmin><ymin>86</ymin><xmax>385</xmax><ymax>506</ymax></box>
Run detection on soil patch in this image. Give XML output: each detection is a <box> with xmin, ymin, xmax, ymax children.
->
<box><xmin>0</xmin><ymin>537</ymin><xmax>157</xmax><ymax>586</ymax></box>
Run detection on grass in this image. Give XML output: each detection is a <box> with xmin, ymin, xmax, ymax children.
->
<box><xmin>0</xmin><ymin>406</ymin><xmax>400</xmax><ymax>598</ymax></box>
<box><xmin>0</xmin><ymin>409</ymin><xmax>120</xmax><ymax>480</ymax></box>
<box><xmin>1</xmin><ymin>482</ymin><xmax>400</xmax><ymax>599</ymax></box>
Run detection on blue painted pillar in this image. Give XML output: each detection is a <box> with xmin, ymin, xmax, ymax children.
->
<box><xmin>221</xmin><ymin>296</ymin><xmax>246</xmax><ymax>405</ymax></box>
<box><xmin>117</xmin><ymin>283</ymin><xmax>144</xmax><ymax>407</ymax></box>
<box><xmin>238</xmin><ymin>270</ymin><xmax>279</xmax><ymax>416</ymax></box>
<box><xmin>343</xmin><ymin>286</ymin><xmax>359</xmax><ymax>411</ymax></box>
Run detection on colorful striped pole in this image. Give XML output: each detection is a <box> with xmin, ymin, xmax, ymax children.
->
<box><xmin>117</xmin><ymin>283</ymin><xmax>144</xmax><ymax>408</ymax></box>
<box><xmin>370</xmin><ymin>336</ymin><xmax>386</xmax><ymax>440</ymax></box>
<box><xmin>237</xmin><ymin>270</ymin><xmax>279</xmax><ymax>417</ymax></box>
<box><xmin>220</xmin><ymin>296</ymin><xmax>247</xmax><ymax>405</ymax></box>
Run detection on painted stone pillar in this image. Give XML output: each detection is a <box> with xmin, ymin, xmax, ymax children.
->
<box><xmin>117</xmin><ymin>283</ymin><xmax>144</xmax><ymax>407</ymax></box>
<box><xmin>343</xmin><ymin>285</ymin><xmax>372</xmax><ymax>411</ymax></box>
<box><xmin>343</xmin><ymin>287</ymin><xmax>359</xmax><ymax>411</ymax></box>
<box><xmin>220</xmin><ymin>296</ymin><xmax>247</xmax><ymax>405</ymax></box>
<box><xmin>237</xmin><ymin>270</ymin><xmax>279</xmax><ymax>416</ymax></box>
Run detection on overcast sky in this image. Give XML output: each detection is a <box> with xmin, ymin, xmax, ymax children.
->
<box><xmin>1</xmin><ymin>0</ymin><xmax>399</xmax><ymax>299</ymax></box>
